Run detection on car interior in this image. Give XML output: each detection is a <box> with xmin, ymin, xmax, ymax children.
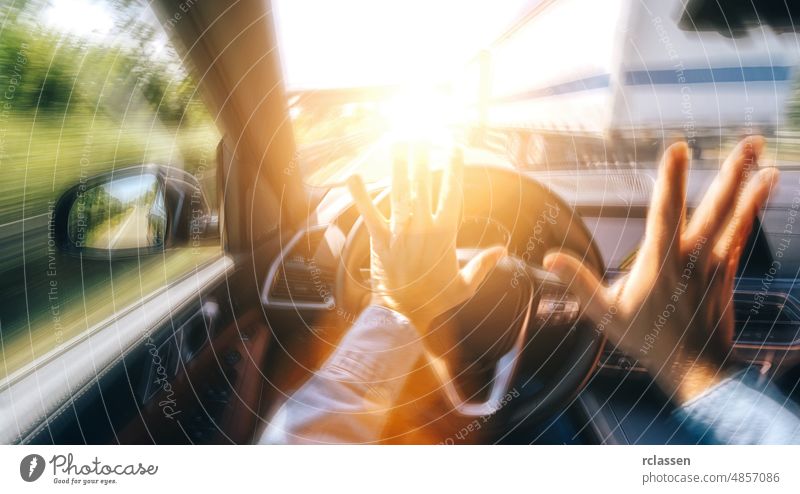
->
<box><xmin>2</xmin><ymin>0</ymin><xmax>800</xmax><ymax>445</ymax></box>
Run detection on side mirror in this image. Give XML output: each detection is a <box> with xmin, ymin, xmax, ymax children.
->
<box><xmin>55</xmin><ymin>165</ymin><xmax>218</xmax><ymax>259</ymax></box>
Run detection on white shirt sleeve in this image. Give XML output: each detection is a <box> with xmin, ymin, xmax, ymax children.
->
<box><xmin>259</xmin><ymin>305</ymin><xmax>423</xmax><ymax>444</ymax></box>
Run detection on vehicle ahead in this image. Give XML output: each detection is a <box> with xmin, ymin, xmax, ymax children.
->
<box><xmin>461</xmin><ymin>0</ymin><xmax>800</xmax><ymax>166</ymax></box>
<box><xmin>1</xmin><ymin>0</ymin><xmax>800</xmax><ymax>445</ymax></box>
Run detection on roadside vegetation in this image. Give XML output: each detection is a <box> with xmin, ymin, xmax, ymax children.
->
<box><xmin>0</xmin><ymin>0</ymin><xmax>221</xmax><ymax>380</ymax></box>
<box><xmin>0</xmin><ymin>0</ymin><xmax>219</xmax><ymax>227</ymax></box>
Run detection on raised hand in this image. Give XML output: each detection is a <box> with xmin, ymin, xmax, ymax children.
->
<box><xmin>347</xmin><ymin>145</ymin><xmax>507</xmax><ymax>331</ymax></box>
<box><xmin>544</xmin><ymin>138</ymin><xmax>779</xmax><ymax>403</ymax></box>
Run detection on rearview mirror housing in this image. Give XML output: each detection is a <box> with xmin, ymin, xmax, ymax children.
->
<box><xmin>54</xmin><ymin>164</ymin><xmax>218</xmax><ymax>259</ymax></box>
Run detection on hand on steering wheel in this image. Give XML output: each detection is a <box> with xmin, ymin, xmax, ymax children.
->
<box><xmin>346</xmin><ymin>144</ymin><xmax>507</xmax><ymax>331</ymax></box>
<box><xmin>543</xmin><ymin>138</ymin><xmax>779</xmax><ymax>404</ymax></box>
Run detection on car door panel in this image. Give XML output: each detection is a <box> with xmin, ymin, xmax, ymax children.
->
<box><xmin>116</xmin><ymin>307</ymin><xmax>270</xmax><ymax>444</ymax></box>
<box><xmin>2</xmin><ymin>257</ymin><xmax>234</xmax><ymax>444</ymax></box>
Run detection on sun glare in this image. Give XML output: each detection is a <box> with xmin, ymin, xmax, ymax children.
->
<box><xmin>379</xmin><ymin>86</ymin><xmax>460</xmax><ymax>147</ymax></box>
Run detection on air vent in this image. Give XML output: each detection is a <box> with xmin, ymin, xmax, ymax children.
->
<box><xmin>271</xmin><ymin>262</ymin><xmax>334</xmax><ymax>304</ymax></box>
<box><xmin>599</xmin><ymin>292</ymin><xmax>800</xmax><ymax>371</ymax></box>
<box><xmin>267</xmin><ymin>229</ymin><xmax>335</xmax><ymax>307</ymax></box>
<box><xmin>543</xmin><ymin>172</ymin><xmax>653</xmax><ymax>206</ymax></box>
<box><xmin>607</xmin><ymin>173</ymin><xmax>653</xmax><ymax>198</ymax></box>
<box><xmin>734</xmin><ymin>292</ymin><xmax>800</xmax><ymax>346</ymax></box>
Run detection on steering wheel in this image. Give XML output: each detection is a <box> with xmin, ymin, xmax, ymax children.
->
<box><xmin>336</xmin><ymin>165</ymin><xmax>605</xmax><ymax>423</ymax></box>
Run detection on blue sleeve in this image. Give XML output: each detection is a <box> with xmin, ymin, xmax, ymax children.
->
<box><xmin>674</xmin><ymin>366</ymin><xmax>800</xmax><ymax>444</ymax></box>
<box><xmin>259</xmin><ymin>305</ymin><xmax>423</xmax><ymax>444</ymax></box>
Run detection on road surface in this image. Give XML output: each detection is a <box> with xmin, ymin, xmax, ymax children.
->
<box><xmin>89</xmin><ymin>205</ymin><xmax>152</xmax><ymax>250</ymax></box>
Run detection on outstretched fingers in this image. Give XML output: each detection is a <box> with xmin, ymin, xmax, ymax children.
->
<box><xmin>391</xmin><ymin>143</ymin><xmax>411</xmax><ymax>231</ymax></box>
<box><xmin>435</xmin><ymin>147</ymin><xmax>465</xmax><ymax>229</ymax></box>
<box><xmin>684</xmin><ymin>136</ymin><xmax>764</xmax><ymax>253</ymax></box>
<box><xmin>347</xmin><ymin>175</ymin><xmax>389</xmax><ymax>248</ymax></box>
<box><xmin>713</xmin><ymin>167</ymin><xmax>779</xmax><ymax>262</ymax></box>
<box><xmin>412</xmin><ymin>143</ymin><xmax>432</xmax><ymax>222</ymax></box>
<box><xmin>643</xmin><ymin>142</ymin><xmax>689</xmax><ymax>263</ymax></box>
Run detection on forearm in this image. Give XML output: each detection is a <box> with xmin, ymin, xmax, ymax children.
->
<box><xmin>259</xmin><ymin>305</ymin><xmax>422</xmax><ymax>444</ymax></box>
<box><xmin>674</xmin><ymin>366</ymin><xmax>800</xmax><ymax>444</ymax></box>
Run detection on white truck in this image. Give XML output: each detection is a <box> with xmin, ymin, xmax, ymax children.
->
<box><xmin>460</xmin><ymin>0</ymin><xmax>800</xmax><ymax>167</ymax></box>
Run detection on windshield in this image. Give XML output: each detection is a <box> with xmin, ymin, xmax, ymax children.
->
<box><xmin>275</xmin><ymin>0</ymin><xmax>800</xmax><ymax>186</ymax></box>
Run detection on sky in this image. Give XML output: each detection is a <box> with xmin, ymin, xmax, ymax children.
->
<box><xmin>264</xmin><ymin>0</ymin><xmax>532</xmax><ymax>89</ymax></box>
<box><xmin>44</xmin><ymin>0</ymin><xmax>534</xmax><ymax>89</ymax></box>
<box><xmin>44</xmin><ymin>0</ymin><xmax>115</xmax><ymax>39</ymax></box>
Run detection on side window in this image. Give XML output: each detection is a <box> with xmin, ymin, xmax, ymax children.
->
<box><xmin>0</xmin><ymin>0</ymin><xmax>221</xmax><ymax>380</ymax></box>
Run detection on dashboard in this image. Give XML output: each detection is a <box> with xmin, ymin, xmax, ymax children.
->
<box><xmin>261</xmin><ymin>168</ymin><xmax>800</xmax><ymax>378</ymax></box>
